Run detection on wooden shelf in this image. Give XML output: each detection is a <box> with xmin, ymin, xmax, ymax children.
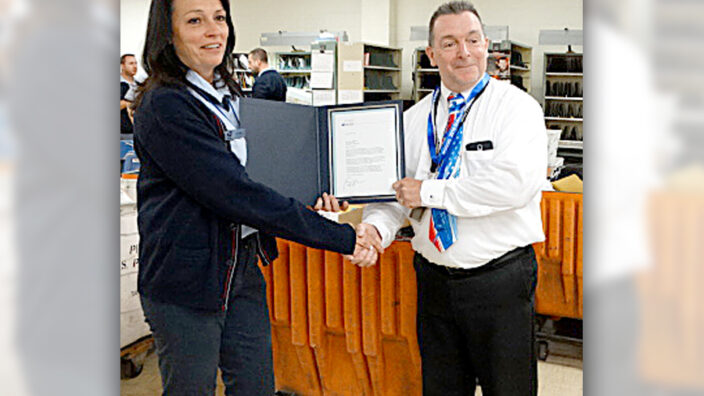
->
<box><xmin>278</xmin><ymin>69</ymin><xmax>312</xmax><ymax>73</ymax></box>
<box><xmin>338</xmin><ymin>42</ymin><xmax>402</xmax><ymax>102</ymax></box>
<box><xmin>364</xmin><ymin>65</ymin><xmax>401</xmax><ymax>71</ymax></box>
<box><xmin>545</xmin><ymin>53</ymin><xmax>583</xmax><ymax>168</ymax></box>
<box><xmin>545</xmin><ymin>96</ymin><xmax>583</xmax><ymax>101</ymax></box>
<box><xmin>417</xmin><ymin>88</ymin><xmax>434</xmax><ymax>92</ymax></box>
<box><xmin>510</xmin><ymin>65</ymin><xmax>530</xmax><ymax>72</ymax></box>
<box><xmin>363</xmin><ymin>43</ymin><xmax>401</xmax><ymax>51</ymax></box>
<box><xmin>546</xmin><ymin>72</ymin><xmax>583</xmax><ymax>77</ymax></box>
<box><xmin>364</xmin><ymin>89</ymin><xmax>400</xmax><ymax>93</ymax></box>
<box><xmin>558</xmin><ymin>140</ymin><xmax>583</xmax><ymax>150</ymax></box>
<box><xmin>545</xmin><ymin>117</ymin><xmax>583</xmax><ymax>122</ymax></box>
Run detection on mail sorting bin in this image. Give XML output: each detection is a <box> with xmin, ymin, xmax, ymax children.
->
<box><xmin>533</xmin><ymin>191</ymin><xmax>583</xmax><ymax>319</ymax></box>
<box><xmin>258</xmin><ymin>240</ymin><xmax>422</xmax><ymax>396</ymax></box>
<box><xmin>260</xmin><ymin>191</ymin><xmax>583</xmax><ymax>395</ymax></box>
<box><xmin>638</xmin><ymin>192</ymin><xmax>704</xmax><ymax>389</ymax></box>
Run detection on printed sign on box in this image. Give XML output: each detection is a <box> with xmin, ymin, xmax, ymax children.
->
<box><xmin>120</xmin><ymin>271</ymin><xmax>141</xmax><ymax>313</ymax></box>
<box><xmin>120</xmin><ymin>308</ymin><xmax>150</xmax><ymax>348</ymax></box>
<box><xmin>120</xmin><ymin>233</ymin><xmax>139</xmax><ymax>261</ymax></box>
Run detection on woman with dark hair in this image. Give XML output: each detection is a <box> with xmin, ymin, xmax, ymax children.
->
<box><xmin>132</xmin><ymin>0</ymin><xmax>379</xmax><ymax>394</ymax></box>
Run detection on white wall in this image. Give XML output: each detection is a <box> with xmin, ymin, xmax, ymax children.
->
<box><xmin>120</xmin><ymin>0</ymin><xmax>582</xmax><ymax>99</ymax></box>
<box><xmin>230</xmin><ymin>0</ymin><xmax>362</xmax><ymax>52</ymax></box>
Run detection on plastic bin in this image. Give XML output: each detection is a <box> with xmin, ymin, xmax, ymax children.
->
<box><xmin>261</xmin><ymin>191</ymin><xmax>583</xmax><ymax>394</ymax></box>
<box><xmin>533</xmin><ymin>191</ymin><xmax>583</xmax><ymax>319</ymax></box>
<box><xmin>120</xmin><ymin>175</ymin><xmax>150</xmax><ymax>348</ymax></box>
<box><xmin>259</xmin><ymin>240</ymin><xmax>422</xmax><ymax>396</ymax></box>
<box><xmin>638</xmin><ymin>192</ymin><xmax>704</xmax><ymax>389</ymax></box>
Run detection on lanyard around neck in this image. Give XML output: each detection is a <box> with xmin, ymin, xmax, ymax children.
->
<box><xmin>428</xmin><ymin>73</ymin><xmax>490</xmax><ymax>172</ymax></box>
<box><xmin>187</xmin><ymin>84</ymin><xmax>240</xmax><ymax>129</ymax></box>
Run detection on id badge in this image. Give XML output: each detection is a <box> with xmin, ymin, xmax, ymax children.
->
<box><xmin>224</xmin><ymin>128</ymin><xmax>246</xmax><ymax>141</ymax></box>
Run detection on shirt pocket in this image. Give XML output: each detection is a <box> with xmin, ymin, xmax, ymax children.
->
<box><xmin>462</xmin><ymin>147</ymin><xmax>495</xmax><ymax>176</ymax></box>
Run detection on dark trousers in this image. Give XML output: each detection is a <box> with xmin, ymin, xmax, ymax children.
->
<box><xmin>414</xmin><ymin>246</ymin><xmax>538</xmax><ymax>396</ymax></box>
<box><xmin>140</xmin><ymin>236</ymin><xmax>274</xmax><ymax>396</ymax></box>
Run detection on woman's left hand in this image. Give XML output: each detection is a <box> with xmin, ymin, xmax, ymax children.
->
<box><xmin>314</xmin><ymin>192</ymin><xmax>349</xmax><ymax>213</ymax></box>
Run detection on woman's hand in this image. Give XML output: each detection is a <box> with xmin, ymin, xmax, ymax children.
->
<box><xmin>313</xmin><ymin>192</ymin><xmax>349</xmax><ymax>213</ymax></box>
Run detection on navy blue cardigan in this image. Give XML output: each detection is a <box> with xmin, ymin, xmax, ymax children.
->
<box><xmin>134</xmin><ymin>85</ymin><xmax>356</xmax><ymax>312</ymax></box>
<box><xmin>252</xmin><ymin>69</ymin><xmax>287</xmax><ymax>101</ymax></box>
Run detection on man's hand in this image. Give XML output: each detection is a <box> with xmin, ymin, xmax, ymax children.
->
<box><xmin>392</xmin><ymin>178</ymin><xmax>423</xmax><ymax>209</ymax></box>
<box><xmin>313</xmin><ymin>192</ymin><xmax>349</xmax><ymax>212</ymax></box>
<box><xmin>313</xmin><ymin>195</ymin><xmax>381</xmax><ymax>267</ymax></box>
<box><xmin>345</xmin><ymin>241</ymin><xmax>378</xmax><ymax>267</ymax></box>
<box><xmin>344</xmin><ymin>223</ymin><xmax>383</xmax><ymax>267</ymax></box>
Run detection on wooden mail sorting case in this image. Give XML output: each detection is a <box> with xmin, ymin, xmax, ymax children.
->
<box><xmin>258</xmin><ymin>191</ymin><xmax>582</xmax><ymax>395</ymax></box>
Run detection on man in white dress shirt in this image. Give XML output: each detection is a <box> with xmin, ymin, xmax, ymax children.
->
<box><xmin>359</xmin><ymin>2</ymin><xmax>546</xmax><ymax>394</ymax></box>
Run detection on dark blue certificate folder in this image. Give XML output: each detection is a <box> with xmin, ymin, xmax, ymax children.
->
<box><xmin>241</xmin><ymin>98</ymin><xmax>404</xmax><ymax>205</ymax></box>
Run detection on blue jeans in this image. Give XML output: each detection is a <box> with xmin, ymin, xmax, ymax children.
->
<box><xmin>140</xmin><ymin>236</ymin><xmax>274</xmax><ymax>396</ymax></box>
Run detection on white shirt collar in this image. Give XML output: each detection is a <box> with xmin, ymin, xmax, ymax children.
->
<box><xmin>120</xmin><ymin>75</ymin><xmax>134</xmax><ymax>85</ymax></box>
<box><xmin>185</xmin><ymin>69</ymin><xmax>231</xmax><ymax>103</ymax></box>
<box><xmin>440</xmin><ymin>79</ymin><xmax>483</xmax><ymax>103</ymax></box>
<box><xmin>258</xmin><ymin>66</ymin><xmax>276</xmax><ymax>75</ymax></box>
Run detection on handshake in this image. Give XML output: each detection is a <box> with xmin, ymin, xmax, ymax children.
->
<box><xmin>346</xmin><ymin>223</ymin><xmax>384</xmax><ymax>267</ymax></box>
<box><xmin>314</xmin><ymin>193</ymin><xmax>383</xmax><ymax>268</ymax></box>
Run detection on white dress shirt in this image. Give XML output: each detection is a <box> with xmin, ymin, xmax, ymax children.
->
<box><xmin>363</xmin><ymin>79</ymin><xmax>546</xmax><ymax>268</ymax></box>
<box><xmin>121</xmin><ymin>75</ymin><xmax>137</xmax><ymax>102</ymax></box>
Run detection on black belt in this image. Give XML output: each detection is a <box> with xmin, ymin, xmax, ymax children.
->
<box><xmin>420</xmin><ymin>245</ymin><xmax>532</xmax><ymax>278</ymax></box>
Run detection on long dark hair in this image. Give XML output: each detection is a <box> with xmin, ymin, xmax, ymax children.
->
<box><xmin>133</xmin><ymin>0</ymin><xmax>241</xmax><ymax>109</ymax></box>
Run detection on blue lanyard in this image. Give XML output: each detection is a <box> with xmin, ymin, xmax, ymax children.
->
<box><xmin>207</xmin><ymin>93</ymin><xmax>240</xmax><ymax>126</ymax></box>
<box><xmin>191</xmin><ymin>84</ymin><xmax>240</xmax><ymax>127</ymax></box>
<box><xmin>427</xmin><ymin>73</ymin><xmax>490</xmax><ymax>172</ymax></box>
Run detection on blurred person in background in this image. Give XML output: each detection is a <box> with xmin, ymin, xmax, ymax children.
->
<box><xmin>120</xmin><ymin>53</ymin><xmax>137</xmax><ymax>138</ymax></box>
<box><xmin>120</xmin><ymin>54</ymin><xmax>138</xmax><ymax>133</ymax></box>
<box><xmin>247</xmin><ymin>47</ymin><xmax>286</xmax><ymax>101</ymax></box>
<box><xmin>132</xmin><ymin>0</ymin><xmax>379</xmax><ymax>394</ymax></box>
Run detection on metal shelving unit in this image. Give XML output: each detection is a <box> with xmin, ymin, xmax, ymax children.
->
<box><xmin>543</xmin><ymin>52</ymin><xmax>583</xmax><ymax>160</ymax></box>
<box><xmin>232</xmin><ymin>53</ymin><xmax>254</xmax><ymax>96</ymax></box>
<box><xmin>411</xmin><ymin>48</ymin><xmax>439</xmax><ymax>102</ymax></box>
<box><xmin>337</xmin><ymin>42</ymin><xmax>402</xmax><ymax>103</ymax></box>
<box><xmin>488</xmin><ymin>40</ymin><xmax>532</xmax><ymax>93</ymax></box>
<box><xmin>274</xmin><ymin>51</ymin><xmax>312</xmax><ymax>91</ymax></box>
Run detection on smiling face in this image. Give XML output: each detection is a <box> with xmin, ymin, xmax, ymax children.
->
<box><xmin>171</xmin><ymin>0</ymin><xmax>229</xmax><ymax>83</ymax></box>
<box><xmin>426</xmin><ymin>11</ymin><xmax>489</xmax><ymax>93</ymax></box>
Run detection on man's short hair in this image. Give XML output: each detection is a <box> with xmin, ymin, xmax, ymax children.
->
<box><xmin>428</xmin><ymin>1</ymin><xmax>483</xmax><ymax>47</ymax></box>
<box><xmin>248</xmin><ymin>48</ymin><xmax>268</xmax><ymax>63</ymax></box>
<box><xmin>121</xmin><ymin>53</ymin><xmax>135</xmax><ymax>64</ymax></box>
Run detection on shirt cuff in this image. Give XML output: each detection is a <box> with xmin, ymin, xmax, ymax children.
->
<box><xmin>364</xmin><ymin>220</ymin><xmax>392</xmax><ymax>248</ymax></box>
<box><xmin>420</xmin><ymin>179</ymin><xmax>446</xmax><ymax>208</ymax></box>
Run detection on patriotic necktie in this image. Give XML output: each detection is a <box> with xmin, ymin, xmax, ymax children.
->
<box><xmin>428</xmin><ymin>92</ymin><xmax>466</xmax><ymax>252</ymax></box>
<box><xmin>426</xmin><ymin>74</ymin><xmax>491</xmax><ymax>252</ymax></box>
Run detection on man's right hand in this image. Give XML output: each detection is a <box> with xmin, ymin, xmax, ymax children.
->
<box><xmin>345</xmin><ymin>223</ymin><xmax>383</xmax><ymax>267</ymax></box>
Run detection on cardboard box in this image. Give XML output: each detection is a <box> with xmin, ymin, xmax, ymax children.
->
<box><xmin>120</xmin><ymin>233</ymin><xmax>139</xmax><ymax>262</ymax></box>
<box><xmin>120</xmin><ymin>210</ymin><xmax>138</xmax><ymax>235</ymax></box>
<box><xmin>120</xmin><ymin>271</ymin><xmax>141</xmax><ymax>313</ymax></box>
<box><xmin>120</xmin><ymin>308</ymin><xmax>150</xmax><ymax>348</ymax></box>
